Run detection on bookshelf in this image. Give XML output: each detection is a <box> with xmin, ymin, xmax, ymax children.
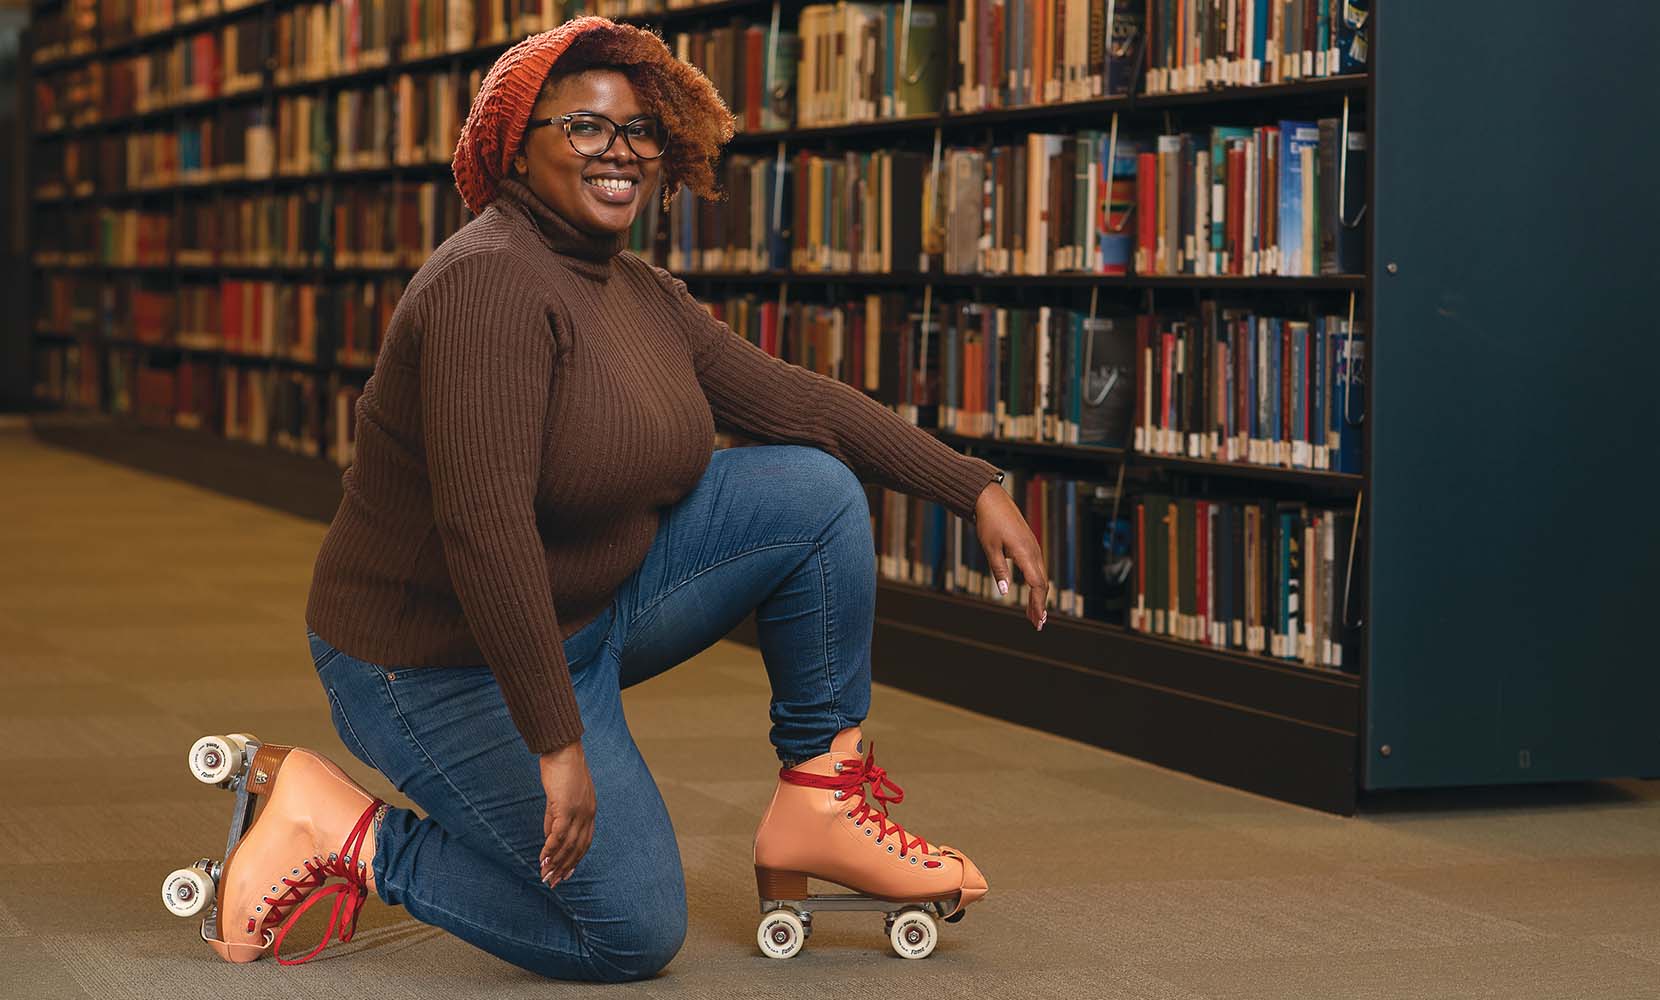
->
<box><xmin>39</xmin><ymin>0</ymin><xmax>1647</xmax><ymax>817</ymax></box>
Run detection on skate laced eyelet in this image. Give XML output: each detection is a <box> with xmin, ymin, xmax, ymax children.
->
<box><xmin>779</xmin><ymin>747</ymin><xmax>931</xmax><ymax>858</ymax></box>
<box><xmin>259</xmin><ymin>798</ymin><xmax>385</xmax><ymax>968</ymax></box>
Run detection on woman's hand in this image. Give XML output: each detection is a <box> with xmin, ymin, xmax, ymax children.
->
<box><xmin>974</xmin><ymin>481</ymin><xmax>1049</xmax><ymax>630</ymax></box>
<box><xmin>538</xmin><ymin>741</ymin><xmax>596</xmax><ymax>889</ymax></box>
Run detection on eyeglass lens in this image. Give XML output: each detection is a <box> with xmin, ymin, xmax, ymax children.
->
<box><xmin>567</xmin><ymin>114</ymin><xmax>667</xmax><ymax>159</ymax></box>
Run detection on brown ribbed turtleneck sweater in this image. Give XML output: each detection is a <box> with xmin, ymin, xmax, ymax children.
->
<box><xmin>305</xmin><ymin>176</ymin><xmax>1002</xmax><ymax>754</ymax></box>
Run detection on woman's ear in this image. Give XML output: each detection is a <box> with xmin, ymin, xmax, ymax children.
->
<box><xmin>513</xmin><ymin>156</ymin><xmax>528</xmax><ymax>176</ymax></box>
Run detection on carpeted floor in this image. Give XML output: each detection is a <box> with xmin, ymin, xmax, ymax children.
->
<box><xmin>4</xmin><ymin>425</ymin><xmax>1660</xmax><ymax>1000</ymax></box>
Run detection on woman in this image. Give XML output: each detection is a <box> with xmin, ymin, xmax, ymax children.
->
<box><xmin>200</xmin><ymin>16</ymin><xmax>1048</xmax><ymax>980</ymax></box>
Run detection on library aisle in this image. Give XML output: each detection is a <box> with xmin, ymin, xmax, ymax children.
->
<box><xmin>4</xmin><ymin>422</ymin><xmax>1660</xmax><ymax>999</ymax></box>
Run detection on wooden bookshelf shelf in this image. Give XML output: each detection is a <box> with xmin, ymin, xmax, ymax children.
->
<box><xmin>877</xmin><ymin>574</ymin><xmax>1358</xmax><ymax>688</ymax></box>
<box><xmin>29</xmin><ymin>0</ymin><xmax>787</xmax><ymax>77</ymax></box>
<box><xmin>104</xmin><ymin>7</ymin><xmax>265</xmax><ymax>59</ymax></box>
<box><xmin>931</xmin><ymin>430</ymin><xmax>1365</xmax><ymax>490</ymax></box>
<box><xmin>32</xmin><ymin>262</ymin><xmax>417</xmax><ymax>279</ymax></box>
<box><xmin>97</xmin><ymin>337</ymin><xmax>374</xmax><ymax>375</ymax></box>
<box><xmin>678</xmin><ymin>269</ymin><xmax>1366</xmax><ymax>290</ymax></box>
<box><xmin>727</xmin><ymin>75</ymin><xmax>1369</xmax><ymax>147</ymax></box>
<box><xmin>723</xmin><ymin>575</ymin><xmax>1362</xmax><ymax>812</ymax></box>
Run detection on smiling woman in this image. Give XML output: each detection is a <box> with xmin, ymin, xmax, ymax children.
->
<box><xmin>452</xmin><ymin>15</ymin><xmax>736</xmax><ymax>220</ymax></box>
<box><xmin>511</xmin><ymin>70</ymin><xmax>667</xmax><ymax>237</ymax></box>
<box><xmin>256</xmin><ymin>12</ymin><xmax>1026</xmax><ymax>986</ymax></box>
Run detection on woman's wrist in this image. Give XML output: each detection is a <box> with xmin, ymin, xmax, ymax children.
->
<box><xmin>540</xmin><ymin>740</ymin><xmax>585</xmax><ymax>763</ymax></box>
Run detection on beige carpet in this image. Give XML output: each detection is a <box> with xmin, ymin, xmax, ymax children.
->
<box><xmin>4</xmin><ymin>425</ymin><xmax>1660</xmax><ymax>1000</ymax></box>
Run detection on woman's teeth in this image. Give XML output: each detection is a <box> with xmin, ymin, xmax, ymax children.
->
<box><xmin>586</xmin><ymin>177</ymin><xmax>635</xmax><ymax>192</ymax></box>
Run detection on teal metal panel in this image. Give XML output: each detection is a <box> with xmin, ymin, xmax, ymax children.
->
<box><xmin>1367</xmin><ymin>4</ymin><xmax>1660</xmax><ymax>788</ymax></box>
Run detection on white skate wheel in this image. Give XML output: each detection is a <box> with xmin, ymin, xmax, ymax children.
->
<box><xmin>188</xmin><ymin>735</ymin><xmax>245</xmax><ymax>785</ymax></box>
<box><xmin>162</xmin><ymin>865</ymin><xmax>215</xmax><ymax>917</ymax></box>
<box><xmin>757</xmin><ymin>909</ymin><xmax>805</xmax><ymax>959</ymax></box>
<box><xmin>225</xmin><ymin>733</ymin><xmax>256</xmax><ymax>749</ymax></box>
<box><xmin>889</xmin><ymin>909</ymin><xmax>937</xmax><ymax>959</ymax></box>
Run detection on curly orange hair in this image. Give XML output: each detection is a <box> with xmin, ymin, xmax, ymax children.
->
<box><xmin>533</xmin><ymin>23</ymin><xmax>736</xmax><ymax>213</ymax></box>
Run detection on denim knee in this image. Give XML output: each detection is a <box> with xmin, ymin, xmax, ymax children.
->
<box><xmin>778</xmin><ymin>445</ymin><xmax>867</xmax><ymax>526</ymax></box>
<box><xmin>582</xmin><ymin>900</ymin><xmax>687</xmax><ymax>983</ymax></box>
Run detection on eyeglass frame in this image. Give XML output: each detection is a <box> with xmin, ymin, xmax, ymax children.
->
<box><xmin>525</xmin><ymin>111</ymin><xmax>670</xmax><ymax>161</ymax></box>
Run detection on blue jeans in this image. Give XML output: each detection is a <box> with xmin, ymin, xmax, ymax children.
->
<box><xmin>308</xmin><ymin>445</ymin><xmax>876</xmax><ymax>982</ymax></box>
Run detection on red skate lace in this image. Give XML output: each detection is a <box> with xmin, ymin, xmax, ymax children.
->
<box><xmin>248</xmin><ymin>798</ymin><xmax>384</xmax><ymax>966</ymax></box>
<box><xmin>779</xmin><ymin>746</ymin><xmax>931</xmax><ymax>858</ymax></box>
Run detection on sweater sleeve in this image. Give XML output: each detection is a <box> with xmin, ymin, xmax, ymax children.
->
<box><xmin>417</xmin><ymin>255</ymin><xmax>583</xmax><ymax>754</ymax></box>
<box><xmin>651</xmin><ymin>266</ymin><xmax>1003</xmax><ymax>522</ymax></box>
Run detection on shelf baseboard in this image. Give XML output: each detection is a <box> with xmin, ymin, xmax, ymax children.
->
<box><xmin>728</xmin><ymin>578</ymin><xmax>1359</xmax><ymax>814</ymax></box>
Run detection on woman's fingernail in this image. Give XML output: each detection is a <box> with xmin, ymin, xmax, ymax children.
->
<box><xmin>998</xmin><ymin>579</ymin><xmax>1008</xmax><ymax>596</ymax></box>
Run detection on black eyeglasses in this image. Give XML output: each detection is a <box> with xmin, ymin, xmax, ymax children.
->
<box><xmin>526</xmin><ymin>112</ymin><xmax>669</xmax><ymax>160</ymax></box>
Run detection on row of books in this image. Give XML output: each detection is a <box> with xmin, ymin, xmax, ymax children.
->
<box><xmin>650</xmin><ymin>118</ymin><xmax>1364</xmax><ymax>278</ymax></box>
<box><xmin>272</xmin><ymin>0</ymin><xmax>572</xmax><ymax>81</ymax></box>
<box><xmin>952</xmin><ymin>0</ymin><xmax>1141</xmax><ymax>112</ymax></box>
<box><xmin>1135</xmin><ymin>305</ymin><xmax>1362</xmax><ymax>472</ymax></box>
<box><xmin>863</xmin><ymin>468</ymin><xmax>1356</xmax><ymax>671</ymax></box>
<box><xmin>68</xmin><ymin>0</ymin><xmax>260</xmax><ymax>53</ymax></box>
<box><xmin>1131</xmin><ymin>494</ymin><xmax>1356</xmax><ymax>668</ymax></box>
<box><xmin>32</xmin><ymin>0</ymin><xmax>569</xmax><ymax>68</ymax></box>
<box><xmin>667</xmin><ymin>23</ymin><xmax>796</xmax><ymax>132</ymax></box>
<box><xmin>32</xmin><ymin>107</ymin><xmax>275</xmax><ymax>196</ymax></box>
<box><xmin>36</xmin><ymin>274</ymin><xmax>103</xmax><ymax>334</ymax></box>
<box><xmin>94</xmin><ymin>208</ymin><xmax>173</xmax><ymax>266</ymax></box>
<box><xmin>185</xmin><ymin>279</ymin><xmax>400</xmax><ymax>365</ymax></box>
<box><xmin>1142</xmin><ymin>0</ymin><xmax>1369</xmax><ymax>95</ymax></box>
<box><xmin>871</xmin><ymin>471</ymin><xmax>1129</xmax><ymax>619</ymax></box>
<box><xmin>1132</xmin><ymin>120</ymin><xmax>1365</xmax><ymax>277</ymax></box>
<box><xmin>34</xmin><ymin>0</ymin><xmax>1373</xmax><ymax>146</ymax></box>
<box><xmin>41</xmin><ymin>273</ymin><xmax>404</xmax><ymax>367</ymax></box>
<box><xmin>688</xmin><ymin>290</ymin><xmax>1366</xmax><ymax>471</ymax></box>
<box><xmin>42</xmin><ymin>267</ymin><xmax>1365</xmax><ymax>475</ymax></box>
<box><xmin>129</xmin><ymin>357</ymin><xmax>342</xmax><ymax>459</ymax></box>
<box><xmin>32</xmin><ymin>25</ymin><xmax>266</xmax><ymax>129</ymax></box>
<box><xmin>792</xmin><ymin>3</ymin><xmax>944</xmax><ymax>124</ymax></box>
<box><xmin>32</xmin><ymin>184</ymin><xmax>471</xmax><ymax>270</ymax></box>
<box><xmin>32</xmin><ymin>343</ymin><xmax>102</xmax><ymax>409</ymax></box>
<box><xmin>31</xmin><ymin>341</ymin><xmax>356</xmax><ymax>467</ymax></box>
<box><xmin>939</xmin><ymin>121</ymin><xmax>1364</xmax><ymax>277</ymax></box>
<box><xmin>177</xmin><ymin>194</ymin><xmax>329</xmax><ymax>267</ymax></box>
<box><xmin>32</xmin><ymin>80</ymin><xmax>467</xmax><ymax>198</ymax></box>
<box><xmin>275</xmin><ymin>73</ymin><xmax>477</xmax><ymax>173</ymax></box>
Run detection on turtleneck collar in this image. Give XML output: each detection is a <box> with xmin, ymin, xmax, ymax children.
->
<box><xmin>493</xmin><ymin>176</ymin><xmax>628</xmax><ymax>281</ymax></box>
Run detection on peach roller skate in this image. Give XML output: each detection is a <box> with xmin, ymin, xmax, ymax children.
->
<box><xmin>160</xmin><ymin>733</ymin><xmax>386</xmax><ymax>965</ymax></box>
<box><xmin>752</xmin><ymin>726</ymin><xmax>988</xmax><ymax>960</ymax></box>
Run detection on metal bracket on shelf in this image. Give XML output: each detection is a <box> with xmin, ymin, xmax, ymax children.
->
<box><xmin>1343</xmin><ymin>291</ymin><xmax>1364</xmax><ymax>426</ymax></box>
<box><xmin>897</xmin><ymin>0</ymin><xmax>933</xmax><ymax>87</ymax></box>
<box><xmin>1103</xmin><ymin>112</ymin><xmax>1133</xmax><ymax>234</ymax></box>
<box><xmin>1342</xmin><ymin>490</ymin><xmax>1365</xmax><ymax>629</ymax></box>
<box><xmin>1339</xmin><ymin>94</ymin><xmax>1367</xmax><ymax>228</ymax></box>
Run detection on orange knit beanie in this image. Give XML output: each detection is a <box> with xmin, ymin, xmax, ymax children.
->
<box><xmin>452</xmin><ymin>16</ymin><xmax>618</xmax><ymax>216</ymax></box>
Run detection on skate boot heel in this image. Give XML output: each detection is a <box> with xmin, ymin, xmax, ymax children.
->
<box><xmin>244</xmin><ymin>743</ymin><xmax>295</xmax><ymax>799</ymax></box>
<box><xmin>755</xmin><ymin>867</ymin><xmax>809</xmax><ymax>901</ymax></box>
